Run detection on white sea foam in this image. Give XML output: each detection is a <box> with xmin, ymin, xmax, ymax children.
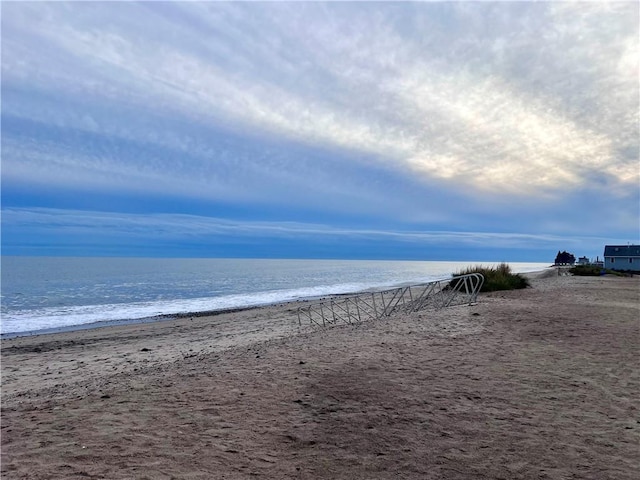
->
<box><xmin>1</xmin><ymin>258</ymin><xmax>550</xmax><ymax>336</ymax></box>
<box><xmin>0</xmin><ymin>281</ymin><xmax>404</xmax><ymax>335</ymax></box>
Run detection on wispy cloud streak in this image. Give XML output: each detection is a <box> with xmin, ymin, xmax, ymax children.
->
<box><xmin>1</xmin><ymin>207</ymin><xmax>614</xmax><ymax>252</ymax></box>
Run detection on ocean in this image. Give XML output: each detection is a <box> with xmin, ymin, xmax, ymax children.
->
<box><xmin>1</xmin><ymin>257</ymin><xmax>548</xmax><ymax>336</ymax></box>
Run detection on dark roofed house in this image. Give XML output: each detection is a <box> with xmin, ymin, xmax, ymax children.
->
<box><xmin>604</xmin><ymin>245</ymin><xmax>640</xmax><ymax>272</ymax></box>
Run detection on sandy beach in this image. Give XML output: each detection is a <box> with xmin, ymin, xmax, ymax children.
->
<box><xmin>2</xmin><ymin>273</ymin><xmax>638</xmax><ymax>479</ymax></box>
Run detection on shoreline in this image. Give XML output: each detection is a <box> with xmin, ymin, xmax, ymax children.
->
<box><xmin>0</xmin><ymin>270</ymin><xmax>629</xmax><ymax>398</ymax></box>
<box><xmin>1</xmin><ymin>267</ymin><xmax>556</xmax><ymax>339</ymax></box>
<box><xmin>2</xmin><ymin>273</ymin><xmax>639</xmax><ymax>478</ymax></box>
<box><xmin>0</xmin><ymin>285</ymin><xmax>389</xmax><ymax>340</ymax></box>
<box><xmin>0</xmin><ymin>304</ymin><xmax>268</xmax><ymax>340</ymax></box>
<box><xmin>0</xmin><ymin>291</ymin><xmax>359</xmax><ymax>340</ymax></box>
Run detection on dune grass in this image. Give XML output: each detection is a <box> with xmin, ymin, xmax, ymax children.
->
<box><xmin>451</xmin><ymin>263</ymin><xmax>530</xmax><ymax>292</ymax></box>
<box><xmin>569</xmin><ymin>265</ymin><xmax>604</xmax><ymax>276</ymax></box>
<box><xmin>569</xmin><ymin>265</ymin><xmax>632</xmax><ymax>276</ymax></box>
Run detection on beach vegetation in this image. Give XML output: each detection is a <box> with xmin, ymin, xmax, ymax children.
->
<box><xmin>569</xmin><ymin>265</ymin><xmax>630</xmax><ymax>277</ymax></box>
<box><xmin>450</xmin><ymin>263</ymin><xmax>530</xmax><ymax>292</ymax></box>
<box><xmin>569</xmin><ymin>265</ymin><xmax>603</xmax><ymax>276</ymax></box>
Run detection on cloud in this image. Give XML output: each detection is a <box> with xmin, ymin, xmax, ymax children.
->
<box><xmin>1</xmin><ymin>1</ymin><xmax>638</xmax><ymax>259</ymax></box>
<box><xmin>2</xmin><ymin>2</ymin><xmax>637</xmax><ymax>198</ymax></box>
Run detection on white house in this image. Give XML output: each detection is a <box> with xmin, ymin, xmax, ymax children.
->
<box><xmin>603</xmin><ymin>245</ymin><xmax>640</xmax><ymax>271</ymax></box>
<box><xmin>576</xmin><ymin>256</ymin><xmax>590</xmax><ymax>265</ymax></box>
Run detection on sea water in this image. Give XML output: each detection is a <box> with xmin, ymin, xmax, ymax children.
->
<box><xmin>0</xmin><ymin>257</ymin><xmax>548</xmax><ymax>335</ymax></box>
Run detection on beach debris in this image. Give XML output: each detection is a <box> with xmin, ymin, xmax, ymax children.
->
<box><xmin>297</xmin><ymin>273</ymin><xmax>484</xmax><ymax>328</ymax></box>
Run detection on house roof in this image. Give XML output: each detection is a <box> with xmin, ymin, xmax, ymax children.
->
<box><xmin>604</xmin><ymin>245</ymin><xmax>640</xmax><ymax>257</ymax></box>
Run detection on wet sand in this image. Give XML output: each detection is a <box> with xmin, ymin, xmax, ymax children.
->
<box><xmin>2</xmin><ymin>273</ymin><xmax>639</xmax><ymax>479</ymax></box>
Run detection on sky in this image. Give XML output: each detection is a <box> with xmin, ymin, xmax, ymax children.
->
<box><xmin>1</xmin><ymin>1</ymin><xmax>638</xmax><ymax>261</ymax></box>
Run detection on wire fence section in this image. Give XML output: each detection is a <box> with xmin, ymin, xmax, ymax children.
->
<box><xmin>297</xmin><ymin>273</ymin><xmax>484</xmax><ymax>328</ymax></box>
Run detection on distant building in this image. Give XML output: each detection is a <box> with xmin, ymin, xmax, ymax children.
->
<box><xmin>603</xmin><ymin>245</ymin><xmax>640</xmax><ymax>271</ymax></box>
<box><xmin>577</xmin><ymin>256</ymin><xmax>590</xmax><ymax>265</ymax></box>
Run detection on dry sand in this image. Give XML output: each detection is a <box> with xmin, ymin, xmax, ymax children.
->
<box><xmin>1</xmin><ymin>273</ymin><xmax>639</xmax><ymax>479</ymax></box>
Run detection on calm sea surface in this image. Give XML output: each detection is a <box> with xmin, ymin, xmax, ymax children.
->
<box><xmin>1</xmin><ymin>257</ymin><xmax>548</xmax><ymax>335</ymax></box>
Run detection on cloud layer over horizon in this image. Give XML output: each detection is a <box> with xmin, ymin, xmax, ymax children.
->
<box><xmin>2</xmin><ymin>1</ymin><xmax>638</xmax><ymax>260</ymax></box>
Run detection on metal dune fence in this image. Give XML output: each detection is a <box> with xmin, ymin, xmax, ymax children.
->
<box><xmin>297</xmin><ymin>273</ymin><xmax>484</xmax><ymax>328</ymax></box>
